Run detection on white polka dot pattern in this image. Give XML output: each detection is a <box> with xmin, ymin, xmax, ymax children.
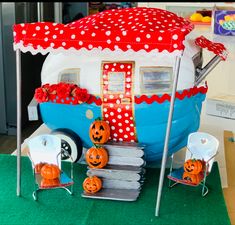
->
<box><xmin>13</xmin><ymin>7</ymin><xmax>194</xmax><ymax>53</ymax></box>
<box><xmin>102</xmin><ymin>62</ymin><xmax>136</xmax><ymax>142</ymax></box>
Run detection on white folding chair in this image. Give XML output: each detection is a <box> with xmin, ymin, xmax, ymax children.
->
<box><xmin>27</xmin><ymin>134</ymin><xmax>74</xmax><ymax>200</ymax></box>
<box><xmin>168</xmin><ymin>132</ymin><xmax>219</xmax><ymax>196</ymax></box>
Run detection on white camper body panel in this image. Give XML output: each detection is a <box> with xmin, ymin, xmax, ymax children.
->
<box><xmin>41</xmin><ymin>36</ymin><xmax>200</xmax><ymax>95</ymax></box>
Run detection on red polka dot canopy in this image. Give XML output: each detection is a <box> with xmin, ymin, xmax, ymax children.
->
<box><xmin>13</xmin><ymin>7</ymin><xmax>194</xmax><ymax>55</ymax></box>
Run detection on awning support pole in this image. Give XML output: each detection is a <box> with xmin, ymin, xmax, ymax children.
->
<box><xmin>155</xmin><ymin>56</ymin><xmax>181</xmax><ymax>216</ymax></box>
<box><xmin>16</xmin><ymin>49</ymin><xmax>22</xmax><ymax>196</ymax></box>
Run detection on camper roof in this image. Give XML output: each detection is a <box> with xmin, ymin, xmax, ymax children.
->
<box><xmin>13</xmin><ymin>7</ymin><xmax>194</xmax><ymax>55</ymax></box>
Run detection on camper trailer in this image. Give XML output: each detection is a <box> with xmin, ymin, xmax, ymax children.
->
<box><xmin>13</xmin><ymin>7</ymin><xmax>227</xmax><ymax>163</ymax></box>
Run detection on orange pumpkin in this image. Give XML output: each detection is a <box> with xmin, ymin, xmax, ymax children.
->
<box><xmin>184</xmin><ymin>159</ymin><xmax>204</xmax><ymax>175</ymax></box>
<box><xmin>183</xmin><ymin>172</ymin><xmax>204</xmax><ymax>185</ymax></box>
<box><xmin>86</xmin><ymin>146</ymin><xmax>108</xmax><ymax>169</ymax></box>
<box><xmin>83</xmin><ymin>176</ymin><xmax>102</xmax><ymax>194</ymax></box>
<box><xmin>34</xmin><ymin>162</ymin><xmax>46</xmax><ymax>173</ymax></box>
<box><xmin>89</xmin><ymin>119</ymin><xmax>110</xmax><ymax>144</ymax></box>
<box><xmin>40</xmin><ymin>164</ymin><xmax>61</xmax><ymax>180</ymax></box>
<box><xmin>41</xmin><ymin>178</ymin><xmax>60</xmax><ymax>188</ymax></box>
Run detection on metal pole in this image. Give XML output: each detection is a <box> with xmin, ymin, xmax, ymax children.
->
<box><xmin>54</xmin><ymin>2</ymin><xmax>63</xmax><ymax>23</ymax></box>
<box><xmin>16</xmin><ymin>49</ymin><xmax>22</xmax><ymax>196</ymax></box>
<box><xmin>155</xmin><ymin>56</ymin><xmax>181</xmax><ymax>216</ymax></box>
<box><xmin>37</xmin><ymin>2</ymin><xmax>42</xmax><ymax>22</ymax></box>
<box><xmin>195</xmin><ymin>55</ymin><xmax>221</xmax><ymax>86</ymax></box>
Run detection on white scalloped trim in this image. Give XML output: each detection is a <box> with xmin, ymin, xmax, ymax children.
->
<box><xmin>13</xmin><ymin>42</ymin><xmax>183</xmax><ymax>57</ymax></box>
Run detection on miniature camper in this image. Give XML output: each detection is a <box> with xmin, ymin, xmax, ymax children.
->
<box><xmin>13</xmin><ymin>7</ymin><xmax>227</xmax><ymax>163</ymax></box>
<box><xmin>13</xmin><ymin>6</ymin><xmax>228</xmax><ymax>216</ymax></box>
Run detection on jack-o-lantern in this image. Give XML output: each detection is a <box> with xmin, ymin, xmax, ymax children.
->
<box><xmin>83</xmin><ymin>176</ymin><xmax>102</xmax><ymax>194</ymax></box>
<box><xmin>34</xmin><ymin>162</ymin><xmax>46</xmax><ymax>173</ymax></box>
<box><xmin>89</xmin><ymin>119</ymin><xmax>110</xmax><ymax>144</ymax></box>
<box><xmin>182</xmin><ymin>172</ymin><xmax>203</xmax><ymax>185</ymax></box>
<box><xmin>86</xmin><ymin>146</ymin><xmax>108</xmax><ymax>169</ymax></box>
<box><xmin>40</xmin><ymin>164</ymin><xmax>61</xmax><ymax>180</ymax></box>
<box><xmin>184</xmin><ymin>159</ymin><xmax>204</xmax><ymax>175</ymax></box>
<box><xmin>41</xmin><ymin>178</ymin><xmax>60</xmax><ymax>188</ymax></box>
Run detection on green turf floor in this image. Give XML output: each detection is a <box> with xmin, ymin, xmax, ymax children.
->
<box><xmin>0</xmin><ymin>154</ymin><xmax>231</xmax><ymax>225</ymax></box>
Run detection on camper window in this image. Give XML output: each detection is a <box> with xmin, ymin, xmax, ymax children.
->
<box><xmin>58</xmin><ymin>68</ymin><xmax>80</xmax><ymax>85</ymax></box>
<box><xmin>107</xmin><ymin>72</ymin><xmax>125</xmax><ymax>93</ymax></box>
<box><xmin>140</xmin><ymin>67</ymin><xmax>173</xmax><ymax>94</ymax></box>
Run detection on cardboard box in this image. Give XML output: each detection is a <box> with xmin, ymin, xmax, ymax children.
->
<box><xmin>206</xmin><ymin>94</ymin><xmax>235</xmax><ymax>119</ymax></box>
<box><xmin>213</xmin><ymin>6</ymin><xmax>235</xmax><ymax>35</ymax></box>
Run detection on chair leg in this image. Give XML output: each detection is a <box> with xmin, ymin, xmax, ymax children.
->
<box><xmin>33</xmin><ymin>186</ymin><xmax>73</xmax><ymax>201</ymax></box>
<box><xmin>168</xmin><ymin>179</ymin><xmax>179</xmax><ymax>188</ymax></box>
<box><xmin>61</xmin><ymin>186</ymin><xmax>73</xmax><ymax>195</ymax></box>
<box><xmin>168</xmin><ymin>154</ymin><xmax>178</xmax><ymax>189</ymax></box>
<box><xmin>32</xmin><ymin>189</ymin><xmax>40</xmax><ymax>201</ymax></box>
<box><xmin>201</xmin><ymin>184</ymin><xmax>209</xmax><ymax>197</ymax></box>
<box><xmin>201</xmin><ymin>173</ymin><xmax>209</xmax><ymax>197</ymax></box>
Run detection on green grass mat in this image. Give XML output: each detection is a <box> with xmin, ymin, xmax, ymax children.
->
<box><xmin>0</xmin><ymin>154</ymin><xmax>230</xmax><ymax>225</ymax></box>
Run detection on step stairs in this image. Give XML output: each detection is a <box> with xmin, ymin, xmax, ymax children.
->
<box><xmin>81</xmin><ymin>141</ymin><xmax>146</xmax><ymax>201</ymax></box>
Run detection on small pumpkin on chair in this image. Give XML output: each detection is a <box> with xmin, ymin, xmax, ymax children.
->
<box><xmin>182</xmin><ymin>172</ymin><xmax>203</xmax><ymax>185</ymax></box>
<box><xmin>41</xmin><ymin>178</ymin><xmax>60</xmax><ymax>188</ymax></box>
<box><xmin>83</xmin><ymin>176</ymin><xmax>102</xmax><ymax>194</ymax></box>
<box><xmin>85</xmin><ymin>146</ymin><xmax>108</xmax><ymax>169</ymax></box>
<box><xmin>40</xmin><ymin>164</ymin><xmax>61</xmax><ymax>180</ymax></box>
<box><xmin>184</xmin><ymin>159</ymin><xmax>204</xmax><ymax>175</ymax></box>
<box><xmin>89</xmin><ymin>118</ymin><xmax>110</xmax><ymax>144</ymax></box>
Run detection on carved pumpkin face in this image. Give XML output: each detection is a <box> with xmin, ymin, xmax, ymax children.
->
<box><xmin>83</xmin><ymin>176</ymin><xmax>102</xmax><ymax>194</ymax></box>
<box><xmin>41</xmin><ymin>178</ymin><xmax>60</xmax><ymax>188</ymax></box>
<box><xmin>183</xmin><ymin>172</ymin><xmax>203</xmax><ymax>185</ymax></box>
<box><xmin>184</xmin><ymin>159</ymin><xmax>203</xmax><ymax>175</ymax></box>
<box><xmin>89</xmin><ymin>120</ymin><xmax>110</xmax><ymax>144</ymax></box>
<box><xmin>86</xmin><ymin>147</ymin><xmax>108</xmax><ymax>169</ymax></box>
<box><xmin>40</xmin><ymin>164</ymin><xmax>61</xmax><ymax>180</ymax></box>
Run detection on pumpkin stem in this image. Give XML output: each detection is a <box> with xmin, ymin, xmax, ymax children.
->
<box><xmin>94</xmin><ymin>143</ymin><xmax>98</xmax><ymax>148</ymax></box>
<box><xmin>94</xmin><ymin>143</ymin><xmax>102</xmax><ymax>148</ymax></box>
<box><xmin>95</xmin><ymin>117</ymin><xmax>102</xmax><ymax>121</ymax></box>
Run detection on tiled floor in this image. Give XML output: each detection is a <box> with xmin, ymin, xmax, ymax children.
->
<box><xmin>223</xmin><ymin>130</ymin><xmax>235</xmax><ymax>225</ymax></box>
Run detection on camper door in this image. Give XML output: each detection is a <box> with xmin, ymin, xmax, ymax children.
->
<box><xmin>101</xmin><ymin>62</ymin><xmax>137</xmax><ymax>143</ymax></box>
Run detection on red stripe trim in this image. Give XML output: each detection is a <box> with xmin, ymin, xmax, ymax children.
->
<box><xmin>41</xmin><ymin>86</ymin><xmax>207</xmax><ymax>106</ymax></box>
<box><xmin>134</xmin><ymin>86</ymin><xmax>208</xmax><ymax>104</ymax></box>
<box><xmin>86</xmin><ymin>95</ymin><xmax>102</xmax><ymax>105</ymax></box>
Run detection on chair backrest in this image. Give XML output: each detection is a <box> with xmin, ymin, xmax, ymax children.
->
<box><xmin>185</xmin><ymin>132</ymin><xmax>219</xmax><ymax>172</ymax></box>
<box><xmin>27</xmin><ymin>134</ymin><xmax>62</xmax><ymax>169</ymax></box>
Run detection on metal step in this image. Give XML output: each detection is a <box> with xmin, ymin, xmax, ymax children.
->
<box><xmin>102</xmin><ymin>178</ymin><xmax>141</xmax><ymax>190</ymax></box>
<box><xmin>104</xmin><ymin>142</ymin><xmax>144</xmax><ymax>158</ymax></box>
<box><xmin>87</xmin><ymin>168</ymin><xmax>144</xmax><ymax>181</ymax></box>
<box><xmin>82</xmin><ymin>141</ymin><xmax>146</xmax><ymax>201</ymax></box>
<box><xmin>104</xmin><ymin>164</ymin><xmax>145</xmax><ymax>172</ymax></box>
<box><xmin>108</xmin><ymin>156</ymin><xmax>145</xmax><ymax>167</ymax></box>
<box><xmin>81</xmin><ymin>188</ymin><xmax>140</xmax><ymax>201</ymax></box>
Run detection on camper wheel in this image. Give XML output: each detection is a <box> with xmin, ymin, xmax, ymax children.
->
<box><xmin>51</xmin><ymin>129</ymin><xmax>83</xmax><ymax>163</ymax></box>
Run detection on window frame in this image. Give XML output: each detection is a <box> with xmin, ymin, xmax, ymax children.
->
<box><xmin>58</xmin><ymin>68</ymin><xmax>80</xmax><ymax>85</ymax></box>
<box><xmin>140</xmin><ymin>66</ymin><xmax>173</xmax><ymax>94</ymax></box>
